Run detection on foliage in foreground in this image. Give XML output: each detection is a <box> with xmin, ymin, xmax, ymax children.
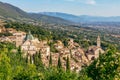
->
<box><xmin>0</xmin><ymin>41</ymin><xmax>120</xmax><ymax>80</ymax></box>
<box><xmin>0</xmin><ymin>42</ymin><xmax>89</xmax><ymax>80</ymax></box>
<box><xmin>86</xmin><ymin>47</ymin><xmax>120</xmax><ymax>80</ymax></box>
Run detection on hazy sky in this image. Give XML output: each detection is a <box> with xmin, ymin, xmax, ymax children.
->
<box><xmin>0</xmin><ymin>0</ymin><xmax>120</xmax><ymax>16</ymax></box>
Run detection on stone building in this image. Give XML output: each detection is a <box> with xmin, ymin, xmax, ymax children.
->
<box><xmin>51</xmin><ymin>39</ymin><xmax>88</xmax><ymax>72</ymax></box>
<box><xmin>0</xmin><ymin>26</ymin><xmax>6</xmax><ymax>33</ymax></box>
<box><xmin>13</xmin><ymin>31</ymin><xmax>26</xmax><ymax>47</ymax></box>
<box><xmin>21</xmin><ymin>31</ymin><xmax>50</xmax><ymax>64</ymax></box>
<box><xmin>6</xmin><ymin>28</ymin><xmax>17</xmax><ymax>33</ymax></box>
<box><xmin>0</xmin><ymin>29</ymin><xmax>26</xmax><ymax>45</ymax></box>
<box><xmin>0</xmin><ymin>20</ymin><xmax>6</xmax><ymax>33</ymax></box>
<box><xmin>54</xmin><ymin>40</ymin><xmax>64</xmax><ymax>50</ymax></box>
<box><xmin>86</xmin><ymin>36</ymin><xmax>104</xmax><ymax>61</ymax></box>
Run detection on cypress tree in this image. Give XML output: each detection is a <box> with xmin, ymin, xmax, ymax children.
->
<box><xmin>70</xmin><ymin>49</ymin><xmax>72</xmax><ymax>58</ymax></box>
<box><xmin>26</xmin><ymin>54</ymin><xmax>28</xmax><ymax>63</ymax></box>
<box><xmin>18</xmin><ymin>46</ymin><xmax>22</xmax><ymax>61</ymax></box>
<box><xmin>57</xmin><ymin>55</ymin><xmax>62</xmax><ymax>69</ymax></box>
<box><xmin>33</xmin><ymin>54</ymin><xmax>36</xmax><ymax>64</ymax></box>
<box><xmin>49</xmin><ymin>52</ymin><xmax>52</xmax><ymax>66</ymax></box>
<box><xmin>66</xmin><ymin>56</ymin><xmax>70</xmax><ymax>72</ymax></box>
<box><xmin>38</xmin><ymin>51</ymin><xmax>43</xmax><ymax>67</ymax></box>
<box><xmin>26</xmin><ymin>53</ymin><xmax>31</xmax><ymax>64</ymax></box>
<box><xmin>18</xmin><ymin>46</ymin><xmax>21</xmax><ymax>54</ymax></box>
<box><xmin>30</xmin><ymin>55</ymin><xmax>33</xmax><ymax>64</ymax></box>
<box><xmin>33</xmin><ymin>52</ymin><xmax>40</xmax><ymax>66</ymax></box>
<box><xmin>38</xmin><ymin>51</ymin><xmax>42</xmax><ymax>63</ymax></box>
<box><xmin>33</xmin><ymin>53</ymin><xmax>36</xmax><ymax>65</ymax></box>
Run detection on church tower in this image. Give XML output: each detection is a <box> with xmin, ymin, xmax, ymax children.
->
<box><xmin>97</xmin><ymin>35</ymin><xmax>101</xmax><ymax>47</ymax></box>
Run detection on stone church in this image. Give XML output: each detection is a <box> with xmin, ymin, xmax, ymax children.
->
<box><xmin>21</xmin><ymin>31</ymin><xmax>50</xmax><ymax>63</ymax></box>
<box><xmin>86</xmin><ymin>36</ymin><xmax>104</xmax><ymax>61</ymax></box>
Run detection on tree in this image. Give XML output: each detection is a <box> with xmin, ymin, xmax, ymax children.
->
<box><xmin>57</xmin><ymin>55</ymin><xmax>62</xmax><ymax>69</ymax></box>
<box><xmin>26</xmin><ymin>54</ymin><xmax>29</xmax><ymax>63</ymax></box>
<box><xmin>0</xmin><ymin>53</ymin><xmax>12</xmax><ymax>80</ymax></box>
<box><xmin>18</xmin><ymin>46</ymin><xmax>22</xmax><ymax>61</ymax></box>
<box><xmin>38</xmin><ymin>51</ymin><xmax>42</xmax><ymax>63</ymax></box>
<box><xmin>33</xmin><ymin>52</ymin><xmax>44</xmax><ymax>71</ymax></box>
<box><xmin>78</xmin><ymin>68</ymin><xmax>92</xmax><ymax>80</ymax></box>
<box><xmin>44</xmin><ymin>67</ymin><xmax>79</xmax><ymax>80</ymax></box>
<box><xmin>49</xmin><ymin>53</ymin><xmax>52</xmax><ymax>66</ymax></box>
<box><xmin>33</xmin><ymin>53</ymin><xmax>39</xmax><ymax>65</ymax></box>
<box><xmin>63</xmin><ymin>39</ymin><xmax>68</xmax><ymax>47</ymax></box>
<box><xmin>86</xmin><ymin>48</ymin><xmax>120</xmax><ymax>80</ymax></box>
<box><xmin>66</xmin><ymin>56</ymin><xmax>70</xmax><ymax>72</ymax></box>
<box><xmin>13</xmin><ymin>64</ymin><xmax>38</xmax><ymax>80</ymax></box>
<box><xmin>18</xmin><ymin>46</ymin><xmax>21</xmax><ymax>55</ymax></box>
<box><xmin>30</xmin><ymin>55</ymin><xmax>33</xmax><ymax>64</ymax></box>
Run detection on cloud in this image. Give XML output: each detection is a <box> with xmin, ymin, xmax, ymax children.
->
<box><xmin>86</xmin><ymin>0</ymin><xmax>96</xmax><ymax>5</ymax></box>
<box><xmin>65</xmin><ymin>0</ymin><xmax>75</xmax><ymax>1</ymax></box>
<box><xmin>65</xmin><ymin>0</ymin><xmax>96</xmax><ymax>5</ymax></box>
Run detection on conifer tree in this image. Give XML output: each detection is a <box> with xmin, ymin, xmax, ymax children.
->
<box><xmin>49</xmin><ymin>52</ymin><xmax>52</xmax><ymax>66</ymax></box>
<box><xmin>70</xmin><ymin>49</ymin><xmax>72</xmax><ymax>58</ymax></box>
<box><xmin>57</xmin><ymin>55</ymin><xmax>62</xmax><ymax>68</ymax></box>
<box><xmin>30</xmin><ymin>55</ymin><xmax>33</xmax><ymax>64</ymax></box>
<box><xmin>33</xmin><ymin>54</ymin><xmax>35</xmax><ymax>64</ymax></box>
<box><xmin>38</xmin><ymin>51</ymin><xmax>43</xmax><ymax>67</ymax></box>
<box><xmin>33</xmin><ymin>52</ymin><xmax>44</xmax><ymax>70</ymax></box>
<box><xmin>38</xmin><ymin>51</ymin><xmax>42</xmax><ymax>63</ymax></box>
<box><xmin>18</xmin><ymin>46</ymin><xmax>22</xmax><ymax>61</ymax></box>
<box><xmin>26</xmin><ymin>53</ymin><xmax>30</xmax><ymax>64</ymax></box>
<box><xmin>66</xmin><ymin>56</ymin><xmax>70</xmax><ymax>72</ymax></box>
<box><xmin>18</xmin><ymin>46</ymin><xmax>21</xmax><ymax>52</ymax></box>
<box><xmin>33</xmin><ymin>52</ymin><xmax>40</xmax><ymax>66</ymax></box>
<box><xmin>26</xmin><ymin>54</ymin><xmax>28</xmax><ymax>63</ymax></box>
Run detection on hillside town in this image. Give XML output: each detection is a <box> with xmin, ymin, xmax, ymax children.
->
<box><xmin>0</xmin><ymin>23</ymin><xmax>104</xmax><ymax>72</ymax></box>
<box><xmin>0</xmin><ymin>0</ymin><xmax>120</xmax><ymax>79</ymax></box>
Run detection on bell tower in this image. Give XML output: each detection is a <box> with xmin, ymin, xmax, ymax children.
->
<box><xmin>97</xmin><ymin>35</ymin><xmax>101</xmax><ymax>47</ymax></box>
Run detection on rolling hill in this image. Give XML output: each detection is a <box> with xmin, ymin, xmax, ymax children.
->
<box><xmin>28</xmin><ymin>13</ymin><xmax>73</xmax><ymax>24</ymax></box>
<box><xmin>0</xmin><ymin>2</ymin><xmax>73</xmax><ymax>24</ymax></box>
<box><xmin>40</xmin><ymin>12</ymin><xmax>120</xmax><ymax>23</ymax></box>
<box><xmin>0</xmin><ymin>2</ymin><xmax>29</xmax><ymax>18</ymax></box>
<box><xmin>40</xmin><ymin>12</ymin><xmax>80</xmax><ymax>23</ymax></box>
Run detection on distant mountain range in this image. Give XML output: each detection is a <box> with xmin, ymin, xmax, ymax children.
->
<box><xmin>0</xmin><ymin>1</ymin><xmax>120</xmax><ymax>25</ymax></box>
<box><xmin>0</xmin><ymin>2</ymin><xmax>72</xmax><ymax>24</ymax></box>
<box><xmin>28</xmin><ymin>13</ymin><xmax>73</xmax><ymax>24</ymax></box>
<box><xmin>40</xmin><ymin>12</ymin><xmax>120</xmax><ymax>23</ymax></box>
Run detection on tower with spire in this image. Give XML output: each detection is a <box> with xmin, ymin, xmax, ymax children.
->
<box><xmin>97</xmin><ymin>35</ymin><xmax>101</xmax><ymax>47</ymax></box>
